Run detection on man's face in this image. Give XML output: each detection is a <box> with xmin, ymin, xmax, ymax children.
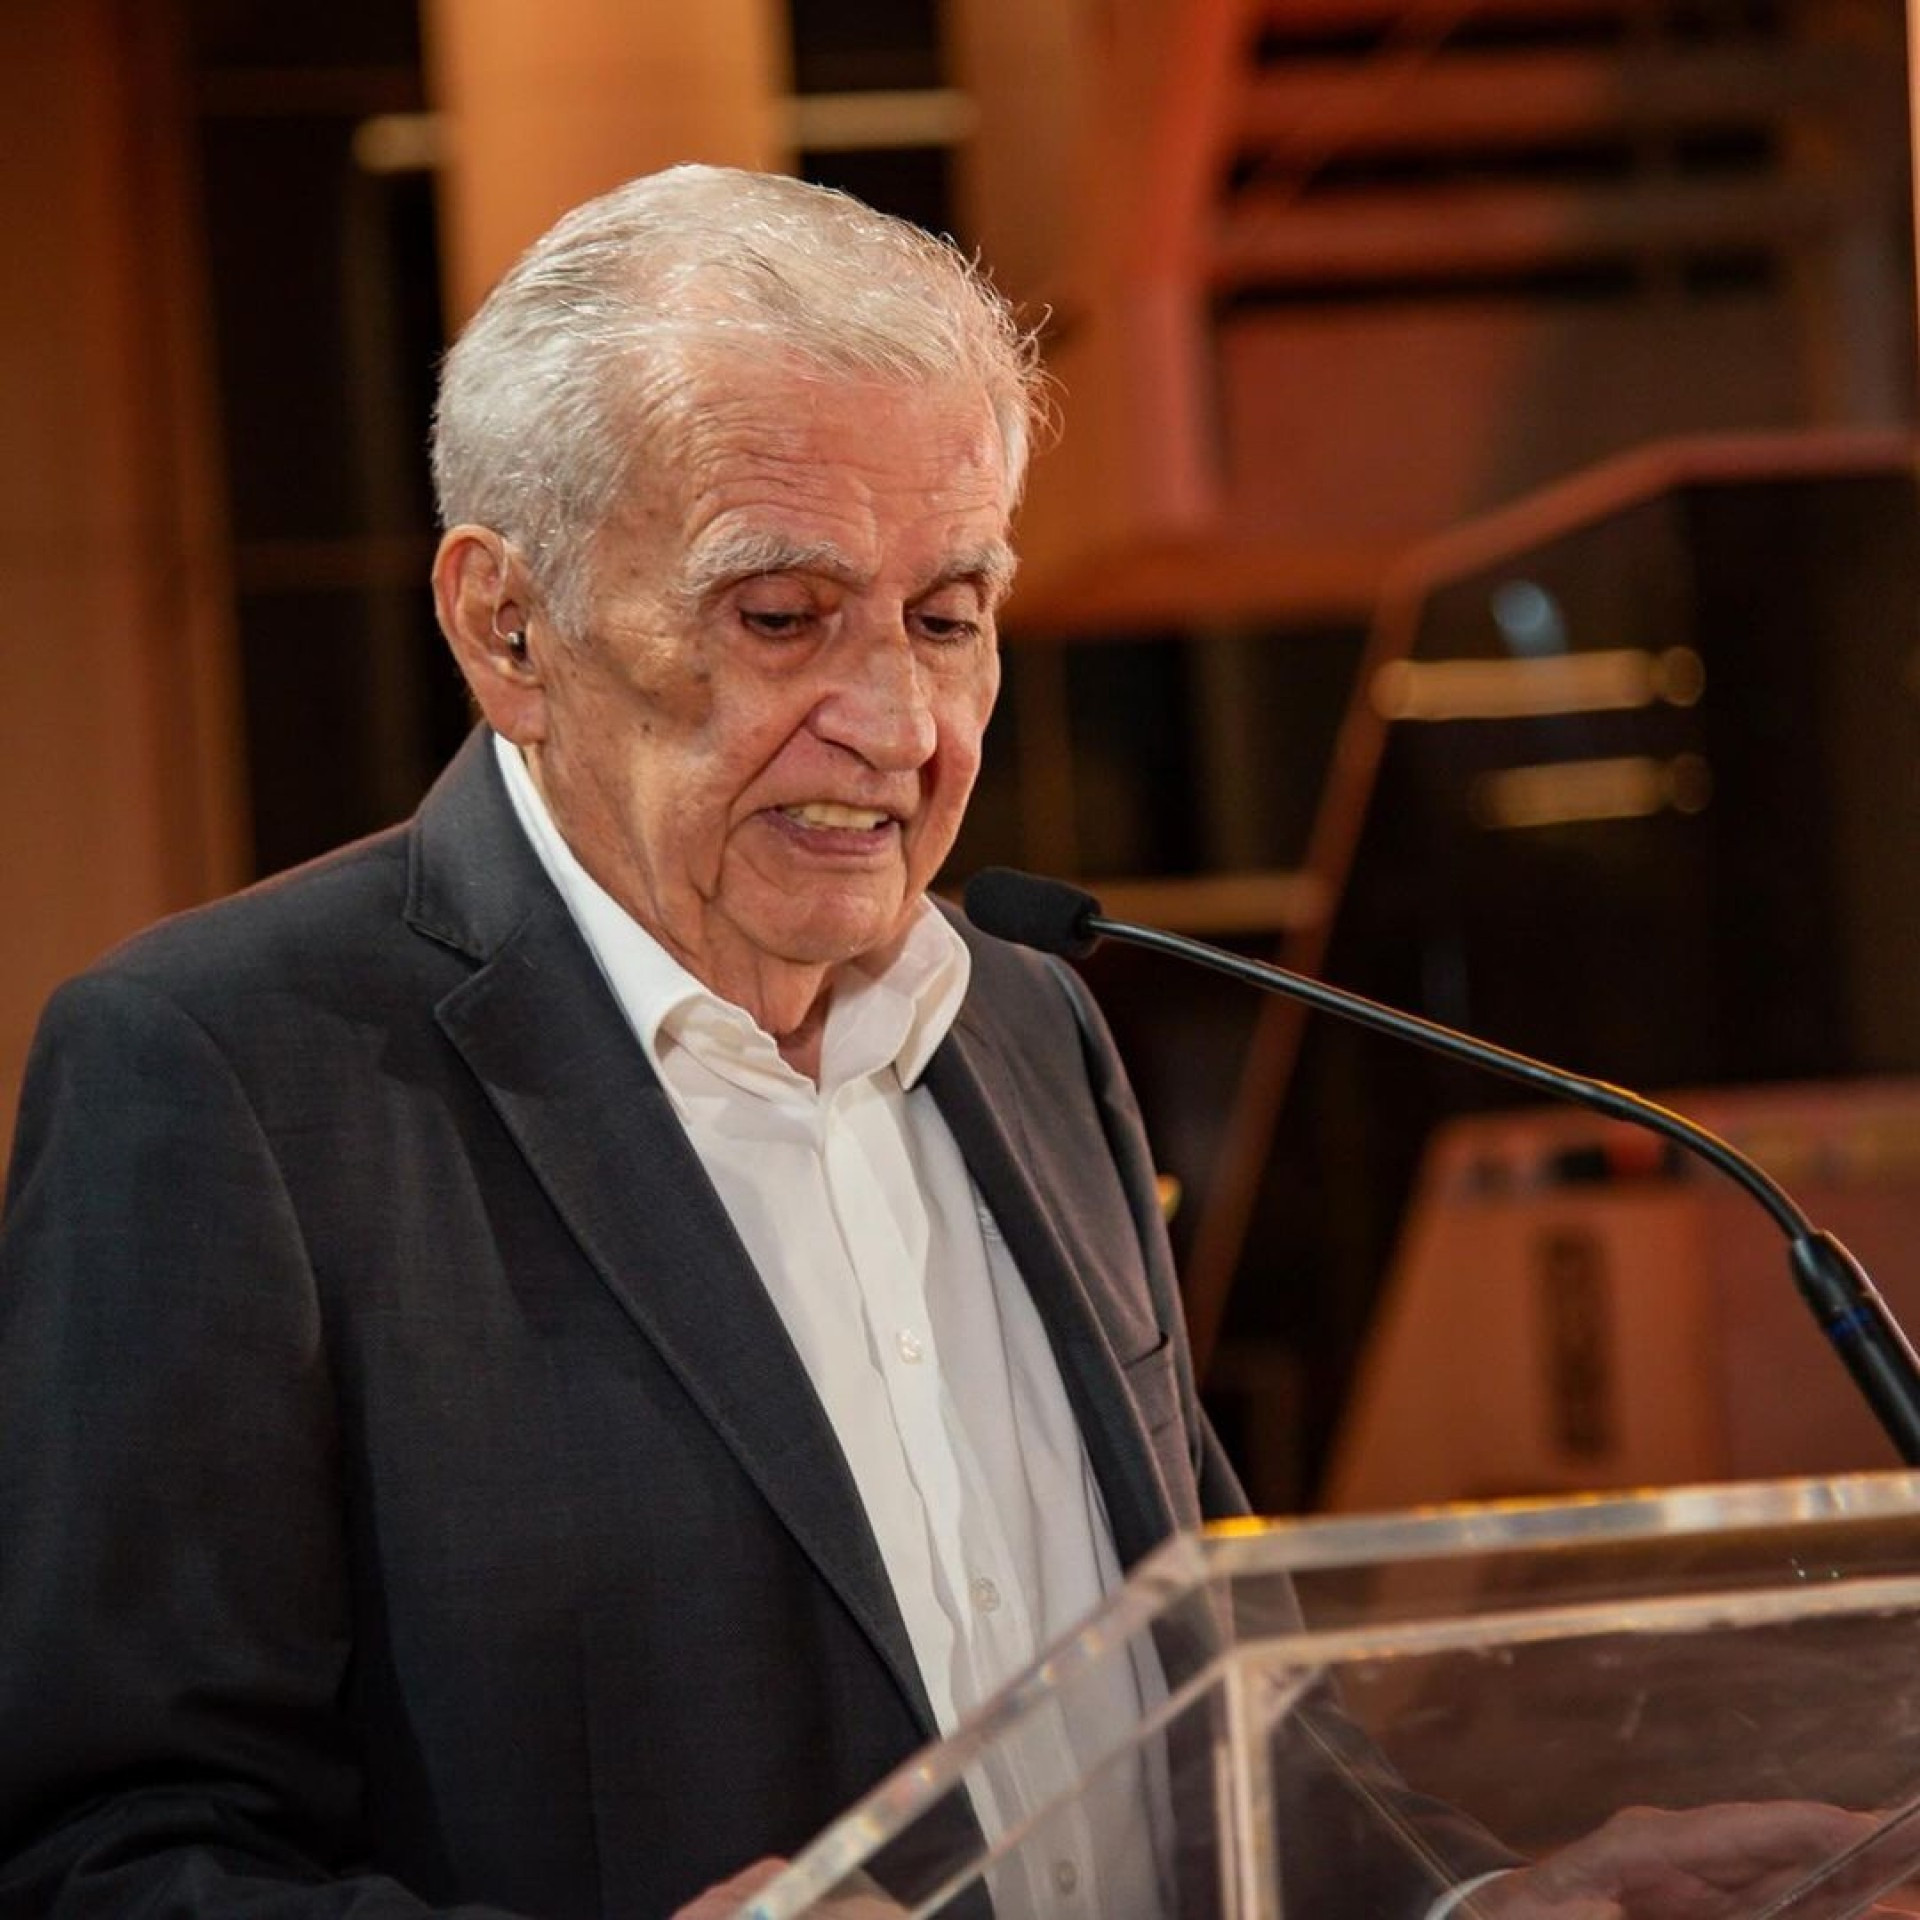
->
<box><xmin>519</xmin><ymin>360</ymin><xmax>1012</xmax><ymax>1025</ymax></box>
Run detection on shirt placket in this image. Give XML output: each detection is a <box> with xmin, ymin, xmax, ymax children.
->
<box><xmin>818</xmin><ymin>1087</ymin><xmax>970</xmax><ymax>1615</ymax></box>
<box><xmin>823</xmin><ymin>1086</ymin><xmax>1102</xmax><ymax>1917</ymax></box>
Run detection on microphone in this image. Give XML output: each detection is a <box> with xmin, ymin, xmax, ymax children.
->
<box><xmin>963</xmin><ymin>866</ymin><xmax>1920</xmax><ymax>1466</ymax></box>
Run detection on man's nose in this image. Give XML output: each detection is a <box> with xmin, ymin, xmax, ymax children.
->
<box><xmin>812</xmin><ymin>629</ymin><xmax>938</xmax><ymax>769</ymax></box>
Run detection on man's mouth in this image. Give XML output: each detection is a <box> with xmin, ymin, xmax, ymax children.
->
<box><xmin>778</xmin><ymin>802</ymin><xmax>894</xmax><ymax>831</ymax></box>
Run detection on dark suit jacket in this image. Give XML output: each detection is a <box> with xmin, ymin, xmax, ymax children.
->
<box><xmin>0</xmin><ymin>730</ymin><xmax>1244</xmax><ymax>1918</ymax></box>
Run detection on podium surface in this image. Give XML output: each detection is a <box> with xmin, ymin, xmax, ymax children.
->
<box><xmin>743</xmin><ymin>1474</ymin><xmax>1920</xmax><ymax>1919</ymax></box>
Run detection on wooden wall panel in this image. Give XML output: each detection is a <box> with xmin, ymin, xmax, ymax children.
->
<box><xmin>1216</xmin><ymin>299</ymin><xmax>1807</xmax><ymax>558</ymax></box>
<box><xmin>423</xmin><ymin>0</ymin><xmax>790</xmax><ymax>327</ymax></box>
<box><xmin>0</xmin><ymin>0</ymin><xmax>245</xmax><ymax>1160</ymax></box>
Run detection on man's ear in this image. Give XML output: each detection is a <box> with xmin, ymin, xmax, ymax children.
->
<box><xmin>432</xmin><ymin>526</ymin><xmax>547</xmax><ymax>742</ymax></box>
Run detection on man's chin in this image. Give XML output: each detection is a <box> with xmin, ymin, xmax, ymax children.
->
<box><xmin>748</xmin><ymin>889</ymin><xmax>917</xmax><ymax>973</ymax></box>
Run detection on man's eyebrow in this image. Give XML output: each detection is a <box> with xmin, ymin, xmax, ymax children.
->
<box><xmin>936</xmin><ymin>542</ymin><xmax>1019</xmax><ymax>608</ymax></box>
<box><xmin>678</xmin><ymin>530</ymin><xmax>862</xmax><ymax>605</ymax></box>
<box><xmin>678</xmin><ymin>531</ymin><xmax>1019</xmax><ymax>608</ymax></box>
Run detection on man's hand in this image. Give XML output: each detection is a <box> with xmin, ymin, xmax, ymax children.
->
<box><xmin>1472</xmin><ymin>1801</ymin><xmax>1920</xmax><ymax>1919</ymax></box>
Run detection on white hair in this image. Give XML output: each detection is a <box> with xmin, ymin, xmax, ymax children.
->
<box><xmin>431</xmin><ymin>164</ymin><xmax>1049</xmax><ymax>638</ymax></box>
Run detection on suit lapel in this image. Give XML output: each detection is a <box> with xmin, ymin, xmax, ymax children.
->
<box><xmin>924</xmin><ymin>1009</ymin><xmax>1180</xmax><ymax>1572</ymax></box>
<box><xmin>408</xmin><ymin>734</ymin><xmax>934</xmax><ymax>1735</ymax></box>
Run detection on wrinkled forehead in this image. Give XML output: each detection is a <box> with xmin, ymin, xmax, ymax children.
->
<box><xmin>633</xmin><ymin>341</ymin><xmax>1016</xmax><ymax>512</ymax></box>
<box><xmin>616</xmin><ymin>354</ymin><xmax>1014</xmax><ymax>556</ymax></box>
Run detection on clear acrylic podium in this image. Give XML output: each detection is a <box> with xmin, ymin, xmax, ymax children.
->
<box><xmin>742</xmin><ymin>1474</ymin><xmax>1920</xmax><ymax>1919</ymax></box>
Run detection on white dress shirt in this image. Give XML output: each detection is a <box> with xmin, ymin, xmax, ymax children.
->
<box><xmin>493</xmin><ymin>735</ymin><xmax>1166</xmax><ymax>1914</ymax></box>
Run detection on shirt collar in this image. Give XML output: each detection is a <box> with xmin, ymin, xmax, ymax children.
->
<box><xmin>491</xmin><ymin>731</ymin><xmax>970</xmax><ymax>1095</ymax></box>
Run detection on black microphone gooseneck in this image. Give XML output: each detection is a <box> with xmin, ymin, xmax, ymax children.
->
<box><xmin>962</xmin><ymin>866</ymin><xmax>1920</xmax><ymax>1467</ymax></box>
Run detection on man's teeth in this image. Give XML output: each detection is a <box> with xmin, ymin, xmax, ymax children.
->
<box><xmin>782</xmin><ymin>802</ymin><xmax>891</xmax><ymax>830</ymax></box>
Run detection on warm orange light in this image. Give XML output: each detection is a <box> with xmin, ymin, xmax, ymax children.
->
<box><xmin>1470</xmin><ymin>752</ymin><xmax>1713</xmax><ymax>830</ymax></box>
<box><xmin>1372</xmin><ymin>648</ymin><xmax>1705</xmax><ymax>723</ymax></box>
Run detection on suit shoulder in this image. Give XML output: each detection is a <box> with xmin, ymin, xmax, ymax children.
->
<box><xmin>75</xmin><ymin>825</ymin><xmax>415</xmax><ymax>1010</ymax></box>
<box><xmin>944</xmin><ymin>901</ymin><xmax>1075</xmax><ymax>1006</ymax></box>
<box><xmin>941</xmin><ymin>902</ymin><xmax>1119</xmax><ymax>1083</ymax></box>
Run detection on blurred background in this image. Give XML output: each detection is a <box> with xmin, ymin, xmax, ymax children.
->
<box><xmin>8</xmin><ymin>0</ymin><xmax>1919</xmax><ymax>1514</ymax></box>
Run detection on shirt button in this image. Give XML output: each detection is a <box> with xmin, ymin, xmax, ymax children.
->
<box><xmin>896</xmin><ymin>1330</ymin><xmax>924</xmax><ymax>1365</ymax></box>
<box><xmin>970</xmin><ymin>1575</ymin><xmax>1001</xmax><ymax>1614</ymax></box>
<box><xmin>1053</xmin><ymin>1859</ymin><xmax>1080</xmax><ymax>1897</ymax></box>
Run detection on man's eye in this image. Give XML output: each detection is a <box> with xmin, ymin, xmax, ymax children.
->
<box><xmin>913</xmin><ymin>612</ymin><xmax>982</xmax><ymax>646</ymax></box>
<box><xmin>740</xmin><ymin>607</ymin><xmax>813</xmax><ymax>638</ymax></box>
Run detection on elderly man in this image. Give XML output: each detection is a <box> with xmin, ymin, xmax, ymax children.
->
<box><xmin>0</xmin><ymin>166</ymin><xmax>1900</xmax><ymax>1920</ymax></box>
<box><xmin>0</xmin><ymin>163</ymin><xmax>1238</xmax><ymax>1918</ymax></box>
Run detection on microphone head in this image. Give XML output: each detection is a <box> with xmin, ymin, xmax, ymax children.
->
<box><xmin>962</xmin><ymin>868</ymin><xmax>1103</xmax><ymax>958</ymax></box>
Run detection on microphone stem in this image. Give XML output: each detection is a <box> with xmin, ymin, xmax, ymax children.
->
<box><xmin>1090</xmin><ymin>914</ymin><xmax>1920</xmax><ymax>1466</ymax></box>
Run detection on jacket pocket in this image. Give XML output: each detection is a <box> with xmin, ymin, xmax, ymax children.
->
<box><xmin>1121</xmin><ymin>1331</ymin><xmax>1184</xmax><ymax>1437</ymax></box>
